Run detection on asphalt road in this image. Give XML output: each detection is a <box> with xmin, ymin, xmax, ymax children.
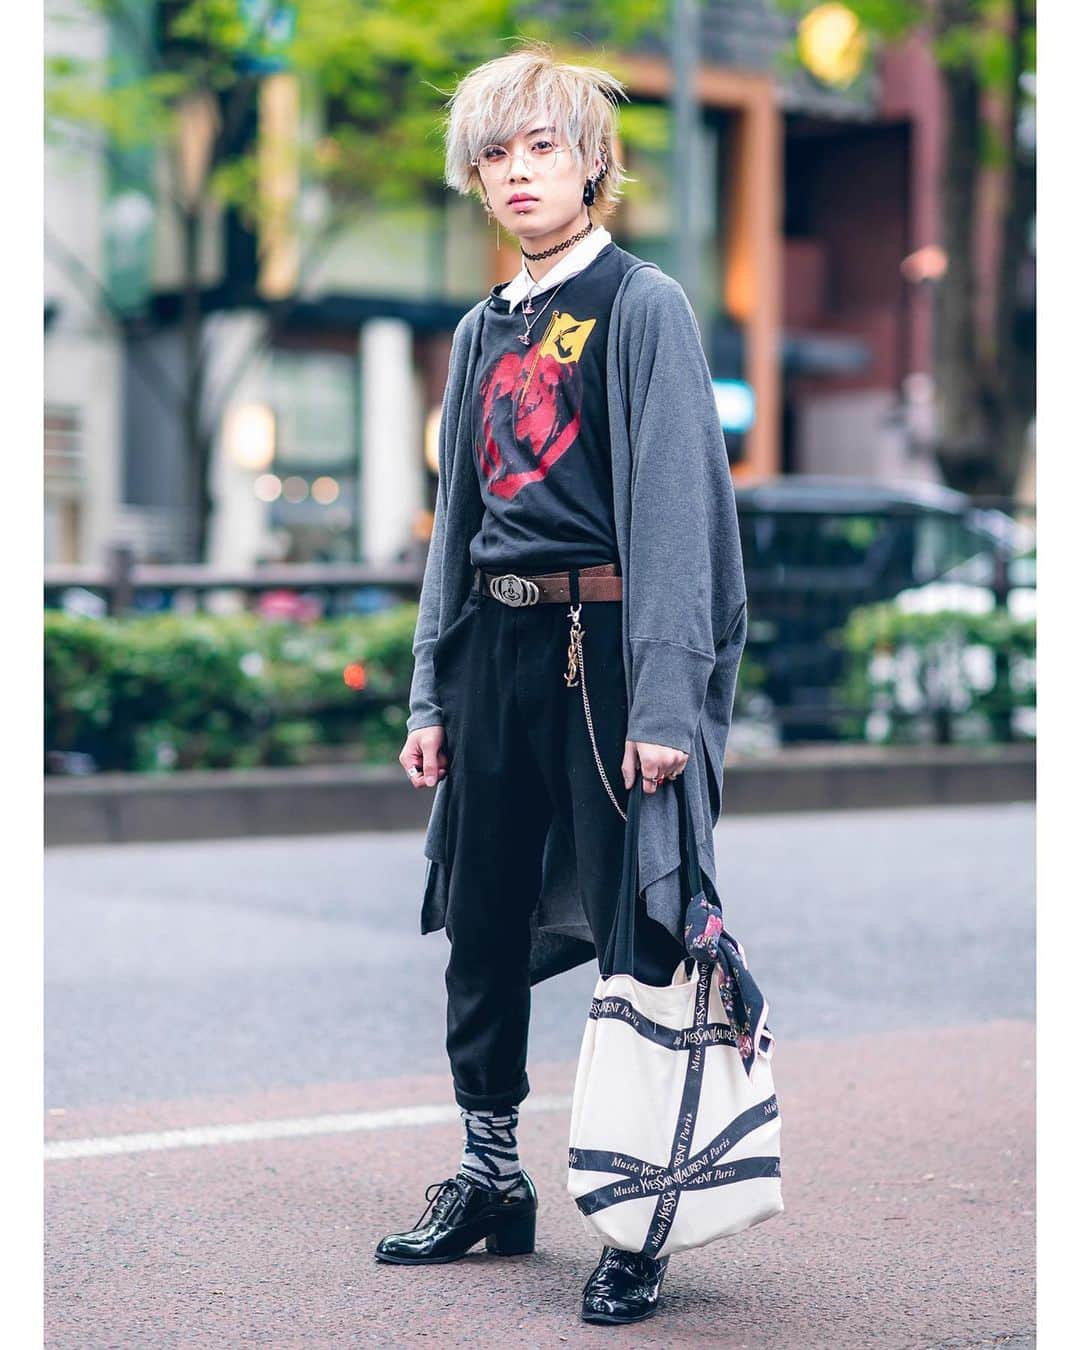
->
<box><xmin>46</xmin><ymin>802</ymin><xmax>1034</xmax><ymax>1110</ymax></box>
<box><xmin>45</xmin><ymin>802</ymin><xmax>1036</xmax><ymax>1348</ymax></box>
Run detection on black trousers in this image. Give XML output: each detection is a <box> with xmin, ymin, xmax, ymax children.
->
<box><xmin>432</xmin><ymin>566</ymin><xmax>688</xmax><ymax>1112</ymax></box>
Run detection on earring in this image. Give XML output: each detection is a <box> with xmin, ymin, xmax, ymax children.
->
<box><xmin>483</xmin><ymin>193</ymin><xmax>501</xmax><ymax>251</ymax></box>
<box><xmin>582</xmin><ymin>160</ymin><xmax>607</xmax><ymax>208</ymax></box>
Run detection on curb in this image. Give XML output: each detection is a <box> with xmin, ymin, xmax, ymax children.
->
<box><xmin>44</xmin><ymin>743</ymin><xmax>1035</xmax><ymax>847</ymax></box>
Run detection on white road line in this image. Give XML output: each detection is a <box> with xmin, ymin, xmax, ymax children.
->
<box><xmin>44</xmin><ymin>1094</ymin><xmax>573</xmax><ymax>1162</ymax></box>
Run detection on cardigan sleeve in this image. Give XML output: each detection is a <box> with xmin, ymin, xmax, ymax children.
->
<box><xmin>405</xmin><ymin>459</ymin><xmax>448</xmax><ymax>733</ymax></box>
<box><xmin>622</xmin><ymin>273</ymin><xmax>747</xmax><ymax>754</ymax></box>
<box><xmin>406</xmin><ymin>318</ymin><xmax>470</xmax><ymax>734</ymax></box>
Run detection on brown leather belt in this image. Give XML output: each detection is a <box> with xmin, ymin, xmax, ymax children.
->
<box><xmin>472</xmin><ymin>561</ymin><xmax>623</xmax><ymax>605</ymax></box>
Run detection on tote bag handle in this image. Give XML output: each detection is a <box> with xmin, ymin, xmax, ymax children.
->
<box><xmin>601</xmin><ymin>773</ymin><xmax>705</xmax><ymax>978</ymax></box>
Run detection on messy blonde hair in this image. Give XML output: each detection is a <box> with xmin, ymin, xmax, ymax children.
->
<box><xmin>442</xmin><ymin>41</ymin><xmax>632</xmax><ymax>222</ymax></box>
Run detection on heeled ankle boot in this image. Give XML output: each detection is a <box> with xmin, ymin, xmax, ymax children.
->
<box><xmin>374</xmin><ymin>1172</ymin><xmax>537</xmax><ymax>1265</ymax></box>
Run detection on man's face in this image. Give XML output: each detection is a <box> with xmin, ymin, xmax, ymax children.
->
<box><xmin>477</xmin><ymin>115</ymin><xmax>601</xmax><ymax>239</ymax></box>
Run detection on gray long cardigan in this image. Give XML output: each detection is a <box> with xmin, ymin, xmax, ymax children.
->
<box><xmin>407</xmin><ymin>250</ymin><xmax>748</xmax><ymax>984</ymax></box>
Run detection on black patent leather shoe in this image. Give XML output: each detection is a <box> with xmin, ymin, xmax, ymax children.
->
<box><xmin>373</xmin><ymin>1172</ymin><xmax>537</xmax><ymax>1265</ymax></box>
<box><xmin>581</xmin><ymin>1245</ymin><xmax>670</xmax><ymax>1324</ymax></box>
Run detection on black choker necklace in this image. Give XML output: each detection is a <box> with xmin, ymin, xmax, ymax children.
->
<box><xmin>520</xmin><ymin>221</ymin><xmax>593</xmax><ymax>262</ymax></box>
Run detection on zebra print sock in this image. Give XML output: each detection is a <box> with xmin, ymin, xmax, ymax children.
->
<box><xmin>458</xmin><ymin>1106</ymin><xmax>528</xmax><ymax>1196</ymax></box>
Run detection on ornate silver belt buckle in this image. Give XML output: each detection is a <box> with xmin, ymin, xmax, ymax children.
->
<box><xmin>488</xmin><ymin>573</ymin><xmax>540</xmax><ymax>606</ymax></box>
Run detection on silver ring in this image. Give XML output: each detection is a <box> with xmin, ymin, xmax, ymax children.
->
<box><xmin>407</xmin><ymin>766</ymin><xmax>421</xmax><ymax>776</ymax></box>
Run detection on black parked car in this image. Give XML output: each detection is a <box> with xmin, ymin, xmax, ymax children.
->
<box><xmin>733</xmin><ymin>476</ymin><xmax>1034</xmax><ymax>743</ymax></box>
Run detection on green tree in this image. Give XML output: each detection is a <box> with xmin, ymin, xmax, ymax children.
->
<box><xmin>46</xmin><ymin>1</ymin><xmax>661</xmax><ymax>559</ymax></box>
<box><xmin>781</xmin><ymin>0</ymin><xmax>1035</xmax><ymax>498</ymax></box>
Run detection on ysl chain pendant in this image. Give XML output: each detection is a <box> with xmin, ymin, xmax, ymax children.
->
<box><xmin>564</xmin><ymin>603</ymin><xmax>583</xmax><ymax>686</ymax></box>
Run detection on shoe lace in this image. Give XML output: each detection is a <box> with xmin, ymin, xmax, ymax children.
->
<box><xmin>417</xmin><ymin>1175</ymin><xmax>470</xmax><ymax>1229</ymax></box>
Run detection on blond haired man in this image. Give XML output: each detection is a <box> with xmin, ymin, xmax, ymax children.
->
<box><xmin>376</xmin><ymin>42</ymin><xmax>748</xmax><ymax>1326</ymax></box>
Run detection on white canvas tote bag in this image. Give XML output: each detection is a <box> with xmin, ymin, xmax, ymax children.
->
<box><xmin>567</xmin><ymin>775</ymin><xmax>783</xmax><ymax>1259</ymax></box>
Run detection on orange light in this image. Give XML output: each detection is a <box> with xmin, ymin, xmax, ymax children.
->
<box><xmin>798</xmin><ymin>5</ymin><xmax>868</xmax><ymax>89</ymax></box>
<box><xmin>424</xmin><ymin>406</ymin><xmax>441</xmax><ymax>475</ymax></box>
<box><xmin>343</xmin><ymin>661</ymin><xmax>367</xmax><ymax>690</ymax></box>
<box><xmin>900</xmin><ymin>245</ymin><xmax>948</xmax><ymax>284</ymax></box>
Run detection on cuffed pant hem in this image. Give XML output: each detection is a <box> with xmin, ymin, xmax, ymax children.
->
<box><xmin>452</xmin><ymin>1075</ymin><xmax>530</xmax><ymax>1113</ymax></box>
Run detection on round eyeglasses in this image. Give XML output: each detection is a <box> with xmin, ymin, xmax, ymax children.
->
<box><xmin>470</xmin><ymin>136</ymin><xmax>572</xmax><ymax>178</ymax></box>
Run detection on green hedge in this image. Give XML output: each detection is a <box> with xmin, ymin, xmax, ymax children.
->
<box><xmin>838</xmin><ymin>603</ymin><xmax>1036</xmax><ymax>744</ymax></box>
<box><xmin>45</xmin><ymin>607</ymin><xmax>767</xmax><ymax>774</ymax></box>
<box><xmin>51</xmin><ymin>600</ymin><xmax>1027</xmax><ymax>773</ymax></box>
<box><xmin>44</xmin><ymin>608</ymin><xmax>421</xmax><ymax>773</ymax></box>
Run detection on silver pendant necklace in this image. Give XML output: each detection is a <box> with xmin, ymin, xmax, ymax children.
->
<box><xmin>521</xmin><ymin>221</ymin><xmax>594</xmax><ymax>316</ymax></box>
<box><xmin>517</xmin><ymin>274</ymin><xmax>571</xmax><ymax>346</ymax></box>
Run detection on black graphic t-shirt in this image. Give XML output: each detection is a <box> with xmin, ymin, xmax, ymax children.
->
<box><xmin>467</xmin><ymin>241</ymin><xmax>636</xmax><ymax>573</ymax></box>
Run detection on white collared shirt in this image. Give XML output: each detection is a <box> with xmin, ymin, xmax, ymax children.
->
<box><xmin>495</xmin><ymin>224</ymin><xmax>613</xmax><ymax>314</ymax></box>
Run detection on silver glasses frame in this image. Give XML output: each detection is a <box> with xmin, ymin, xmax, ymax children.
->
<box><xmin>470</xmin><ymin>139</ymin><xmax>573</xmax><ymax>178</ymax></box>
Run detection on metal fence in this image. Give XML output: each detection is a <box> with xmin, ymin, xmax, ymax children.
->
<box><xmin>43</xmin><ymin>552</ymin><xmax>427</xmax><ymax>620</ymax></box>
<box><xmin>734</xmin><ymin>489</ymin><xmax>1035</xmax><ymax>745</ymax></box>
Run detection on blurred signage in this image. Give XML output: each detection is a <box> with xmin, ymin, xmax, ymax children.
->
<box><xmin>712</xmin><ymin>380</ymin><xmax>756</xmax><ymax>434</ymax></box>
<box><xmin>237</xmin><ymin>1</ymin><xmax>296</xmax><ymax>72</ymax></box>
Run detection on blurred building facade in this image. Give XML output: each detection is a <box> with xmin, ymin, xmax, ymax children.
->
<box><xmin>45</xmin><ymin>1</ymin><xmax>1012</xmax><ymax>567</ymax></box>
<box><xmin>45</xmin><ymin>4</ymin><xmax>124</xmax><ymax>566</ymax></box>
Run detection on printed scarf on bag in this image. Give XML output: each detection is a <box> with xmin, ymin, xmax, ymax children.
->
<box><xmin>684</xmin><ymin>892</ymin><xmax>773</xmax><ymax>1076</ymax></box>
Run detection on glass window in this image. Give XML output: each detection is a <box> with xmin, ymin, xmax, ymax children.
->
<box><xmin>267</xmin><ymin>347</ymin><xmax>359</xmax><ymax>561</ymax></box>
